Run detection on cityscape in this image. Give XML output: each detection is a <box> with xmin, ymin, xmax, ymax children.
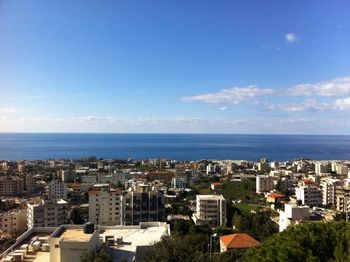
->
<box><xmin>0</xmin><ymin>157</ymin><xmax>349</xmax><ymax>261</ymax></box>
<box><xmin>1</xmin><ymin>0</ymin><xmax>350</xmax><ymax>261</ymax></box>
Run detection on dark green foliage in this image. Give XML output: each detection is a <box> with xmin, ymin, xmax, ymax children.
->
<box><xmin>80</xmin><ymin>244</ymin><xmax>113</xmax><ymax>262</ymax></box>
<box><xmin>217</xmin><ymin>180</ymin><xmax>260</xmax><ymax>204</ymax></box>
<box><xmin>232</xmin><ymin>208</ymin><xmax>278</xmax><ymax>241</ymax></box>
<box><xmin>71</xmin><ymin>207</ymin><xmax>88</xmax><ymax>224</ymax></box>
<box><xmin>143</xmin><ymin>234</ymin><xmax>210</xmax><ymax>262</ymax></box>
<box><xmin>242</xmin><ymin>221</ymin><xmax>350</xmax><ymax>262</ymax></box>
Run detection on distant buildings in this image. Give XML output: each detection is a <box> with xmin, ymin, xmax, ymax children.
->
<box><xmin>315</xmin><ymin>163</ymin><xmax>328</xmax><ymax>175</ymax></box>
<box><xmin>0</xmin><ymin>176</ymin><xmax>24</xmax><ymax>196</ymax></box>
<box><xmin>192</xmin><ymin>195</ymin><xmax>226</xmax><ymax>227</ymax></box>
<box><xmin>256</xmin><ymin>175</ymin><xmax>274</xmax><ymax>194</ymax></box>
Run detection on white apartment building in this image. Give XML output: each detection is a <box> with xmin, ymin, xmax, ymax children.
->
<box><xmin>320</xmin><ymin>178</ymin><xmax>341</xmax><ymax>206</ymax></box>
<box><xmin>88</xmin><ymin>187</ymin><xmax>122</xmax><ymax>226</ymax></box>
<box><xmin>27</xmin><ymin>199</ymin><xmax>69</xmax><ymax>229</ymax></box>
<box><xmin>279</xmin><ymin>203</ymin><xmax>310</xmax><ymax>232</ymax></box>
<box><xmin>315</xmin><ymin>163</ymin><xmax>328</xmax><ymax>175</ymax></box>
<box><xmin>0</xmin><ymin>208</ymin><xmax>27</xmax><ymax>235</ymax></box>
<box><xmin>192</xmin><ymin>195</ymin><xmax>226</xmax><ymax>227</ymax></box>
<box><xmin>46</xmin><ymin>179</ymin><xmax>67</xmax><ymax>200</ymax></box>
<box><xmin>256</xmin><ymin>175</ymin><xmax>274</xmax><ymax>193</ymax></box>
<box><xmin>295</xmin><ymin>186</ymin><xmax>322</xmax><ymax>207</ymax></box>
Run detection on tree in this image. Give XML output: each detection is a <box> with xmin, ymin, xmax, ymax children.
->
<box><xmin>242</xmin><ymin>221</ymin><xmax>350</xmax><ymax>262</ymax></box>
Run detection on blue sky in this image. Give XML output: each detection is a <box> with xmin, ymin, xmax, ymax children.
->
<box><xmin>1</xmin><ymin>1</ymin><xmax>350</xmax><ymax>134</ymax></box>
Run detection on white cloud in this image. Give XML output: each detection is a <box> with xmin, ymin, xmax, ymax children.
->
<box><xmin>288</xmin><ymin>76</ymin><xmax>350</xmax><ymax>97</ymax></box>
<box><xmin>334</xmin><ymin>97</ymin><xmax>350</xmax><ymax>110</ymax></box>
<box><xmin>285</xmin><ymin>32</ymin><xmax>300</xmax><ymax>43</ymax></box>
<box><xmin>0</xmin><ymin>107</ymin><xmax>17</xmax><ymax>113</ymax></box>
<box><xmin>182</xmin><ymin>86</ymin><xmax>274</xmax><ymax>104</ymax></box>
<box><xmin>269</xmin><ymin>99</ymin><xmax>329</xmax><ymax>112</ymax></box>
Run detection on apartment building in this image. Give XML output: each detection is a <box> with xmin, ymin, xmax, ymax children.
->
<box><xmin>279</xmin><ymin>203</ymin><xmax>310</xmax><ymax>232</ymax></box>
<box><xmin>256</xmin><ymin>175</ymin><xmax>274</xmax><ymax>193</ymax></box>
<box><xmin>121</xmin><ymin>184</ymin><xmax>165</xmax><ymax>225</ymax></box>
<box><xmin>192</xmin><ymin>194</ymin><xmax>226</xmax><ymax>227</ymax></box>
<box><xmin>320</xmin><ymin>178</ymin><xmax>341</xmax><ymax>206</ymax></box>
<box><xmin>46</xmin><ymin>178</ymin><xmax>67</xmax><ymax>200</ymax></box>
<box><xmin>0</xmin><ymin>176</ymin><xmax>24</xmax><ymax>196</ymax></box>
<box><xmin>27</xmin><ymin>199</ymin><xmax>69</xmax><ymax>228</ymax></box>
<box><xmin>315</xmin><ymin>163</ymin><xmax>328</xmax><ymax>175</ymax></box>
<box><xmin>0</xmin><ymin>208</ymin><xmax>27</xmax><ymax>235</ymax></box>
<box><xmin>295</xmin><ymin>186</ymin><xmax>322</xmax><ymax>207</ymax></box>
<box><xmin>88</xmin><ymin>186</ymin><xmax>122</xmax><ymax>226</ymax></box>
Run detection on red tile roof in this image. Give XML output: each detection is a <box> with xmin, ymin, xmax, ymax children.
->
<box><xmin>220</xmin><ymin>233</ymin><xmax>260</xmax><ymax>249</ymax></box>
<box><xmin>268</xmin><ymin>193</ymin><xmax>286</xmax><ymax>199</ymax></box>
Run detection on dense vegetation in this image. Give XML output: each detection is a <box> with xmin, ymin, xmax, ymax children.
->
<box><xmin>242</xmin><ymin>221</ymin><xmax>350</xmax><ymax>262</ymax></box>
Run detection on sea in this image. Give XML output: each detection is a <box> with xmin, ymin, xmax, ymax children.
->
<box><xmin>0</xmin><ymin>133</ymin><xmax>350</xmax><ymax>161</ymax></box>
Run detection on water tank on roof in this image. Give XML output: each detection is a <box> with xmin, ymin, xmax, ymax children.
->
<box><xmin>83</xmin><ymin>222</ymin><xmax>94</xmax><ymax>234</ymax></box>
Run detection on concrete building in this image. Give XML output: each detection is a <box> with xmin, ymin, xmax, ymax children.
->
<box><xmin>171</xmin><ymin>177</ymin><xmax>186</xmax><ymax>190</ymax></box>
<box><xmin>192</xmin><ymin>195</ymin><xmax>226</xmax><ymax>227</ymax></box>
<box><xmin>88</xmin><ymin>187</ymin><xmax>122</xmax><ymax>226</ymax></box>
<box><xmin>256</xmin><ymin>175</ymin><xmax>274</xmax><ymax>193</ymax></box>
<box><xmin>121</xmin><ymin>185</ymin><xmax>165</xmax><ymax>225</ymax></box>
<box><xmin>27</xmin><ymin>199</ymin><xmax>69</xmax><ymax>229</ymax></box>
<box><xmin>0</xmin><ymin>208</ymin><xmax>27</xmax><ymax>235</ymax></box>
<box><xmin>315</xmin><ymin>163</ymin><xmax>328</xmax><ymax>175</ymax></box>
<box><xmin>0</xmin><ymin>222</ymin><xmax>170</xmax><ymax>262</ymax></box>
<box><xmin>0</xmin><ymin>176</ymin><xmax>24</xmax><ymax>196</ymax></box>
<box><xmin>25</xmin><ymin>174</ymin><xmax>36</xmax><ymax>195</ymax></box>
<box><xmin>49</xmin><ymin>225</ymin><xmax>100</xmax><ymax>262</ymax></box>
<box><xmin>320</xmin><ymin>178</ymin><xmax>341</xmax><ymax>206</ymax></box>
<box><xmin>46</xmin><ymin>179</ymin><xmax>67</xmax><ymax>201</ymax></box>
<box><xmin>278</xmin><ymin>203</ymin><xmax>310</xmax><ymax>232</ymax></box>
<box><xmin>295</xmin><ymin>186</ymin><xmax>322</xmax><ymax>207</ymax></box>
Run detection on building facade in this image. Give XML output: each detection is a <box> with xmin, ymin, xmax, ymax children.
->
<box><xmin>192</xmin><ymin>194</ymin><xmax>226</xmax><ymax>227</ymax></box>
<box><xmin>121</xmin><ymin>185</ymin><xmax>165</xmax><ymax>225</ymax></box>
<box><xmin>27</xmin><ymin>199</ymin><xmax>69</xmax><ymax>228</ymax></box>
<box><xmin>88</xmin><ymin>187</ymin><xmax>122</xmax><ymax>226</ymax></box>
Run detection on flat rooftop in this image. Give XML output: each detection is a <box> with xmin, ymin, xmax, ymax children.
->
<box><xmin>0</xmin><ymin>232</ymin><xmax>52</xmax><ymax>262</ymax></box>
<box><xmin>57</xmin><ymin>228</ymin><xmax>93</xmax><ymax>242</ymax></box>
<box><xmin>197</xmin><ymin>194</ymin><xmax>225</xmax><ymax>200</ymax></box>
<box><xmin>100</xmin><ymin>224</ymin><xmax>169</xmax><ymax>262</ymax></box>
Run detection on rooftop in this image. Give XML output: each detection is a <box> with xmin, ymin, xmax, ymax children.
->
<box><xmin>56</xmin><ymin>228</ymin><xmax>94</xmax><ymax>242</ymax></box>
<box><xmin>220</xmin><ymin>233</ymin><xmax>260</xmax><ymax>249</ymax></box>
<box><xmin>197</xmin><ymin>194</ymin><xmax>225</xmax><ymax>200</ymax></box>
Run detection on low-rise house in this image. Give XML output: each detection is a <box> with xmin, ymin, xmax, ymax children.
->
<box><xmin>220</xmin><ymin>233</ymin><xmax>260</xmax><ymax>252</ymax></box>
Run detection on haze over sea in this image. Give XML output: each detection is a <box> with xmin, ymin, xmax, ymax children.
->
<box><xmin>0</xmin><ymin>133</ymin><xmax>350</xmax><ymax>161</ymax></box>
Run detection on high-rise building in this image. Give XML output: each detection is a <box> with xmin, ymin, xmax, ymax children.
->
<box><xmin>89</xmin><ymin>186</ymin><xmax>122</xmax><ymax>226</ymax></box>
<box><xmin>121</xmin><ymin>185</ymin><xmax>165</xmax><ymax>225</ymax></box>
<box><xmin>192</xmin><ymin>194</ymin><xmax>226</xmax><ymax>227</ymax></box>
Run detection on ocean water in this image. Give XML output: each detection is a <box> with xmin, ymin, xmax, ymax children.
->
<box><xmin>0</xmin><ymin>133</ymin><xmax>350</xmax><ymax>161</ymax></box>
